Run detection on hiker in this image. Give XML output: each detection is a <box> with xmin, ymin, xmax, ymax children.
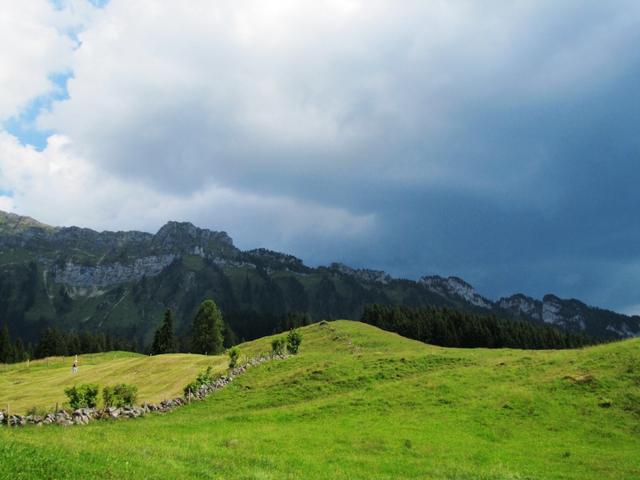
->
<box><xmin>72</xmin><ymin>359</ymin><xmax>78</xmax><ymax>374</ymax></box>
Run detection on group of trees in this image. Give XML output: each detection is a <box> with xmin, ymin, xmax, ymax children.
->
<box><xmin>1</xmin><ymin>298</ymin><xmax>292</xmax><ymax>363</ymax></box>
<box><xmin>361</xmin><ymin>304</ymin><xmax>596</xmax><ymax>349</ymax></box>
<box><xmin>0</xmin><ymin>322</ymin><xmax>138</xmax><ymax>364</ymax></box>
<box><xmin>271</xmin><ymin>328</ymin><xmax>302</xmax><ymax>356</ymax></box>
<box><xmin>0</xmin><ymin>323</ymin><xmax>27</xmax><ymax>364</ymax></box>
<box><xmin>151</xmin><ymin>299</ymin><xmax>227</xmax><ymax>355</ymax></box>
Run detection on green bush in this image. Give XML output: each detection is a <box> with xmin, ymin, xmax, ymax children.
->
<box><xmin>287</xmin><ymin>329</ymin><xmax>302</xmax><ymax>354</ymax></box>
<box><xmin>183</xmin><ymin>366</ymin><xmax>215</xmax><ymax>397</ymax></box>
<box><xmin>26</xmin><ymin>405</ymin><xmax>48</xmax><ymax>417</ymax></box>
<box><xmin>271</xmin><ymin>337</ymin><xmax>286</xmax><ymax>356</ymax></box>
<box><xmin>228</xmin><ymin>347</ymin><xmax>240</xmax><ymax>368</ymax></box>
<box><xmin>103</xmin><ymin>384</ymin><xmax>138</xmax><ymax>408</ymax></box>
<box><xmin>64</xmin><ymin>384</ymin><xmax>99</xmax><ymax>409</ymax></box>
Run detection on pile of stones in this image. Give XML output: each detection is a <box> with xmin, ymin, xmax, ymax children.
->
<box><xmin>0</xmin><ymin>353</ymin><xmax>282</xmax><ymax>428</ymax></box>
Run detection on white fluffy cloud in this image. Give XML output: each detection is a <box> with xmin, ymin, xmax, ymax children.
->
<box><xmin>0</xmin><ymin>131</ymin><xmax>374</xmax><ymax>249</ymax></box>
<box><xmin>0</xmin><ymin>0</ymin><xmax>80</xmax><ymax>120</ymax></box>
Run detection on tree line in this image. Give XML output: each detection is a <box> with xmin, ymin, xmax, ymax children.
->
<box><xmin>361</xmin><ymin>304</ymin><xmax>597</xmax><ymax>349</ymax></box>
<box><xmin>0</xmin><ymin>322</ymin><xmax>136</xmax><ymax>363</ymax></box>
<box><xmin>0</xmin><ymin>299</ymin><xmax>315</xmax><ymax>364</ymax></box>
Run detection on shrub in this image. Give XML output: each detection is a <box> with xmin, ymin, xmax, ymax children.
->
<box><xmin>228</xmin><ymin>347</ymin><xmax>240</xmax><ymax>368</ymax></box>
<box><xmin>183</xmin><ymin>366</ymin><xmax>215</xmax><ymax>397</ymax></box>
<box><xmin>271</xmin><ymin>337</ymin><xmax>286</xmax><ymax>356</ymax></box>
<box><xmin>286</xmin><ymin>329</ymin><xmax>302</xmax><ymax>354</ymax></box>
<box><xmin>64</xmin><ymin>384</ymin><xmax>99</xmax><ymax>409</ymax></box>
<box><xmin>26</xmin><ymin>405</ymin><xmax>48</xmax><ymax>417</ymax></box>
<box><xmin>103</xmin><ymin>383</ymin><xmax>138</xmax><ymax>408</ymax></box>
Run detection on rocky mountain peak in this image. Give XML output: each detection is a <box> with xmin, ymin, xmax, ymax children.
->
<box><xmin>0</xmin><ymin>209</ymin><xmax>55</xmax><ymax>235</ymax></box>
<box><xmin>153</xmin><ymin>221</ymin><xmax>234</xmax><ymax>253</ymax></box>
<box><xmin>497</xmin><ymin>294</ymin><xmax>542</xmax><ymax>321</ymax></box>
<box><xmin>419</xmin><ymin>275</ymin><xmax>493</xmax><ymax>309</ymax></box>
<box><xmin>329</xmin><ymin>263</ymin><xmax>392</xmax><ymax>284</ymax></box>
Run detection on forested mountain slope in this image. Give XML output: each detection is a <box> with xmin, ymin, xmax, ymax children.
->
<box><xmin>1</xmin><ymin>210</ymin><xmax>638</xmax><ymax>348</ymax></box>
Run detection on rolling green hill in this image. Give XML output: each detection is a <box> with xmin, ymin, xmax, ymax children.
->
<box><xmin>1</xmin><ymin>321</ymin><xmax>639</xmax><ymax>479</ymax></box>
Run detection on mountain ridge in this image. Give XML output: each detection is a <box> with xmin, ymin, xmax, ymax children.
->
<box><xmin>0</xmin><ymin>209</ymin><xmax>638</xmax><ymax>344</ymax></box>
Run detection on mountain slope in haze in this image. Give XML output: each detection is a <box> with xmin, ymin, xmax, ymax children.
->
<box><xmin>0</xmin><ymin>209</ymin><xmax>638</xmax><ymax>346</ymax></box>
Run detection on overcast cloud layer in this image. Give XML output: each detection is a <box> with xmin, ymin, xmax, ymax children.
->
<box><xmin>1</xmin><ymin>0</ymin><xmax>640</xmax><ymax>313</ymax></box>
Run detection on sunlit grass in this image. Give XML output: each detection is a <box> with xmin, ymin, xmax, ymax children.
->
<box><xmin>1</xmin><ymin>321</ymin><xmax>639</xmax><ymax>479</ymax></box>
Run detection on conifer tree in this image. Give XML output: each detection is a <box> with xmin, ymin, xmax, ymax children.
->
<box><xmin>14</xmin><ymin>337</ymin><xmax>26</xmax><ymax>363</ymax></box>
<box><xmin>191</xmin><ymin>300</ymin><xmax>224</xmax><ymax>355</ymax></box>
<box><xmin>151</xmin><ymin>309</ymin><xmax>176</xmax><ymax>355</ymax></box>
<box><xmin>0</xmin><ymin>323</ymin><xmax>13</xmax><ymax>363</ymax></box>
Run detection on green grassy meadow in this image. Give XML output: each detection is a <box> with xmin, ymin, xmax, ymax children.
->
<box><xmin>1</xmin><ymin>320</ymin><xmax>639</xmax><ymax>479</ymax></box>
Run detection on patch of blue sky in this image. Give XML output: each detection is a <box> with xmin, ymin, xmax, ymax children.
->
<box><xmin>0</xmin><ymin>189</ymin><xmax>14</xmax><ymax>198</ymax></box>
<box><xmin>51</xmin><ymin>0</ymin><xmax>109</xmax><ymax>10</ymax></box>
<box><xmin>3</xmin><ymin>72</ymin><xmax>72</xmax><ymax>151</ymax></box>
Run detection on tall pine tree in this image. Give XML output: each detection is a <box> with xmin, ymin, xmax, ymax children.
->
<box><xmin>151</xmin><ymin>309</ymin><xmax>176</xmax><ymax>355</ymax></box>
<box><xmin>0</xmin><ymin>323</ymin><xmax>13</xmax><ymax>363</ymax></box>
<box><xmin>14</xmin><ymin>337</ymin><xmax>26</xmax><ymax>363</ymax></box>
<box><xmin>191</xmin><ymin>300</ymin><xmax>224</xmax><ymax>355</ymax></box>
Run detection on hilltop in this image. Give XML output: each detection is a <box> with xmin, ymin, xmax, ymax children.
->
<box><xmin>0</xmin><ymin>210</ymin><xmax>638</xmax><ymax>349</ymax></box>
<box><xmin>1</xmin><ymin>321</ymin><xmax>639</xmax><ymax>479</ymax></box>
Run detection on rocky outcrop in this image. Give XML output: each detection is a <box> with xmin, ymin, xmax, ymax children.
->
<box><xmin>53</xmin><ymin>255</ymin><xmax>176</xmax><ymax>287</ymax></box>
<box><xmin>245</xmin><ymin>248</ymin><xmax>309</xmax><ymax>273</ymax></box>
<box><xmin>498</xmin><ymin>294</ymin><xmax>543</xmax><ymax>321</ymax></box>
<box><xmin>152</xmin><ymin>221</ymin><xmax>235</xmax><ymax>256</ymax></box>
<box><xmin>420</xmin><ymin>275</ymin><xmax>493</xmax><ymax>309</ymax></box>
<box><xmin>330</xmin><ymin>263</ymin><xmax>391</xmax><ymax>284</ymax></box>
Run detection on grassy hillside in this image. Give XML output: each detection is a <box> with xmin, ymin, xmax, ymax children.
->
<box><xmin>1</xmin><ymin>321</ymin><xmax>639</xmax><ymax>479</ymax></box>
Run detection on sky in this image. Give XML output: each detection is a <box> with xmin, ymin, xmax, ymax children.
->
<box><xmin>1</xmin><ymin>1</ymin><xmax>640</xmax><ymax>314</ymax></box>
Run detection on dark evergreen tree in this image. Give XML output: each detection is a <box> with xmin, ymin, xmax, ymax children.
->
<box><xmin>151</xmin><ymin>308</ymin><xmax>176</xmax><ymax>355</ymax></box>
<box><xmin>191</xmin><ymin>300</ymin><xmax>224</xmax><ymax>354</ymax></box>
<box><xmin>0</xmin><ymin>323</ymin><xmax>13</xmax><ymax>363</ymax></box>
<box><xmin>14</xmin><ymin>337</ymin><xmax>26</xmax><ymax>362</ymax></box>
<box><xmin>36</xmin><ymin>327</ymin><xmax>68</xmax><ymax>358</ymax></box>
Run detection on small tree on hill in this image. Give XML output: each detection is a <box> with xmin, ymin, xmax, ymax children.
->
<box><xmin>228</xmin><ymin>346</ymin><xmax>240</xmax><ymax>368</ymax></box>
<box><xmin>191</xmin><ymin>300</ymin><xmax>224</xmax><ymax>355</ymax></box>
<box><xmin>271</xmin><ymin>337</ymin><xmax>286</xmax><ymax>357</ymax></box>
<box><xmin>151</xmin><ymin>309</ymin><xmax>176</xmax><ymax>355</ymax></box>
<box><xmin>286</xmin><ymin>328</ymin><xmax>302</xmax><ymax>355</ymax></box>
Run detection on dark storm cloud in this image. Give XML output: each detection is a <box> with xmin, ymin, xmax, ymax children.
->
<box><xmin>25</xmin><ymin>0</ymin><xmax>640</xmax><ymax>312</ymax></box>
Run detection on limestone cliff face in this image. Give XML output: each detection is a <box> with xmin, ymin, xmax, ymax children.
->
<box><xmin>498</xmin><ymin>294</ymin><xmax>543</xmax><ymax>321</ymax></box>
<box><xmin>52</xmin><ymin>255</ymin><xmax>177</xmax><ymax>287</ymax></box>
<box><xmin>420</xmin><ymin>275</ymin><xmax>493</xmax><ymax>309</ymax></box>
<box><xmin>330</xmin><ymin>263</ymin><xmax>391</xmax><ymax>284</ymax></box>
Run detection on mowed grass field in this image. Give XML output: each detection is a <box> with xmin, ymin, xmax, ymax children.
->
<box><xmin>0</xmin><ymin>353</ymin><xmax>223</xmax><ymax>414</ymax></box>
<box><xmin>0</xmin><ymin>337</ymin><xmax>269</xmax><ymax>415</ymax></box>
<box><xmin>1</xmin><ymin>320</ymin><xmax>639</xmax><ymax>479</ymax></box>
